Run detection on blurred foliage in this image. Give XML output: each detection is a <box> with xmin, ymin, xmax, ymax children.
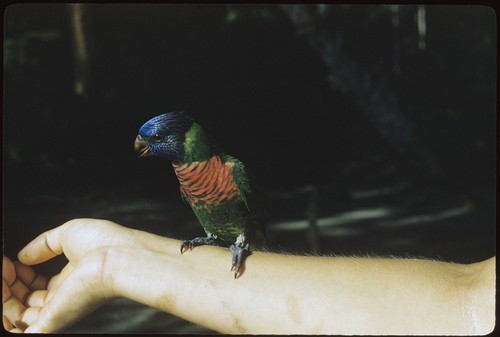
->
<box><xmin>4</xmin><ymin>30</ymin><xmax>62</xmax><ymax>68</ymax></box>
<box><xmin>3</xmin><ymin>4</ymin><xmax>496</xmax><ymax>196</ymax></box>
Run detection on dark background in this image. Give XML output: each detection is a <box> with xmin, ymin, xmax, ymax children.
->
<box><xmin>3</xmin><ymin>4</ymin><xmax>496</xmax><ymax>333</ymax></box>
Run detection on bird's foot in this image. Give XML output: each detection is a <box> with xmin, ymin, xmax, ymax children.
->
<box><xmin>230</xmin><ymin>235</ymin><xmax>251</xmax><ymax>278</ymax></box>
<box><xmin>180</xmin><ymin>233</ymin><xmax>217</xmax><ymax>253</ymax></box>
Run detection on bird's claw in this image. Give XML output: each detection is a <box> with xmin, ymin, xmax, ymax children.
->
<box><xmin>180</xmin><ymin>240</ymin><xmax>192</xmax><ymax>253</ymax></box>
<box><xmin>180</xmin><ymin>235</ymin><xmax>217</xmax><ymax>253</ymax></box>
<box><xmin>230</xmin><ymin>242</ymin><xmax>251</xmax><ymax>278</ymax></box>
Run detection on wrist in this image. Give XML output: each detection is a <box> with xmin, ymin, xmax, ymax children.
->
<box><xmin>104</xmin><ymin>231</ymin><xmax>184</xmax><ymax>307</ymax></box>
<box><xmin>104</xmin><ymin>231</ymin><xmax>243</xmax><ymax>332</ymax></box>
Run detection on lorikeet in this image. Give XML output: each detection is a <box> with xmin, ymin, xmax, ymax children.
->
<box><xmin>134</xmin><ymin>112</ymin><xmax>266</xmax><ymax>278</ymax></box>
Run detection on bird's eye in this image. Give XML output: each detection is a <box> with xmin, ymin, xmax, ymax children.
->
<box><xmin>152</xmin><ymin>133</ymin><xmax>164</xmax><ymax>142</ymax></box>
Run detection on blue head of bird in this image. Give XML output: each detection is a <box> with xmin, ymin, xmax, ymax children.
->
<box><xmin>134</xmin><ymin>112</ymin><xmax>194</xmax><ymax>164</ymax></box>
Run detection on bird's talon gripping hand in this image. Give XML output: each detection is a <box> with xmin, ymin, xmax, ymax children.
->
<box><xmin>230</xmin><ymin>242</ymin><xmax>251</xmax><ymax>278</ymax></box>
<box><xmin>180</xmin><ymin>235</ymin><xmax>217</xmax><ymax>253</ymax></box>
<box><xmin>180</xmin><ymin>240</ymin><xmax>191</xmax><ymax>253</ymax></box>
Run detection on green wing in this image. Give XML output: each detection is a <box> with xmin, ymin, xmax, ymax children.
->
<box><xmin>222</xmin><ymin>154</ymin><xmax>266</xmax><ymax>239</ymax></box>
<box><xmin>223</xmin><ymin>154</ymin><xmax>254</xmax><ymax>211</ymax></box>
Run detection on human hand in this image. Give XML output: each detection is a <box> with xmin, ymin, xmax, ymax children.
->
<box><xmin>3</xmin><ymin>218</ymin><xmax>140</xmax><ymax>333</ymax></box>
<box><xmin>3</xmin><ymin>255</ymin><xmax>47</xmax><ymax>332</ymax></box>
<box><xmin>5</xmin><ymin>218</ymin><xmax>494</xmax><ymax>334</ymax></box>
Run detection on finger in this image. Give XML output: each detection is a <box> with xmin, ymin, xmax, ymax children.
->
<box><xmin>2</xmin><ymin>291</ymin><xmax>28</xmax><ymax>330</ymax></box>
<box><xmin>43</xmin><ymin>264</ymin><xmax>75</xmax><ymax>306</ymax></box>
<box><xmin>14</xmin><ymin>261</ymin><xmax>48</xmax><ymax>291</ymax></box>
<box><xmin>2</xmin><ymin>256</ymin><xmax>16</xmax><ymax>286</ymax></box>
<box><xmin>8</xmin><ymin>279</ymin><xmax>30</xmax><ymax>304</ymax></box>
<box><xmin>26</xmin><ymin>290</ymin><xmax>48</xmax><ymax>307</ymax></box>
<box><xmin>17</xmin><ymin>222</ymin><xmax>70</xmax><ymax>265</ymax></box>
<box><xmin>45</xmin><ymin>264</ymin><xmax>75</xmax><ymax>305</ymax></box>
<box><xmin>21</xmin><ymin>306</ymin><xmax>41</xmax><ymax>327</ymax></box>
<box><xmin>30</xmin><ymin>274</ymin><xmax>48</xmax><ymax>291</ymax></box>
<box><xmin>9</xmin><ymin>327</ymin><xmax>24</xmax><ymax>333</ymax></box>
<box><xmin>3</xmin><ymin>315</ymin><xmax>24</xmax><ymax>333</ymax></box>
<box><xmin>3</xmin><ymin>314</ymin><xmax>14</xmax><ymax>331</ymax></box>
<box><xmin>47</xmin><ymin>263</ymin><xmax>73</xmax><ymax>291</ymax></box>
<box><xmin>23</xmin><ymin>264</ymin><xmax>107</xmax><ymax>333</ymax></box>
<box><xmin>3</xmin><ymin>279</ymin><xmax>12</xmax><ymax>303</ymax></box>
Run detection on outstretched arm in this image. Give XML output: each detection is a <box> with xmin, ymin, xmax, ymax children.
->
<box><xmin>3</xmin><ymin>218</ymin><xmax>495</xmax><ymax>334</ymax></box>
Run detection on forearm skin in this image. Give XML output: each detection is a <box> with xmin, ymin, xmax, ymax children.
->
<box><xmin>108</xmin><ymin>229</ymin><xmax>495</xmax><ymax>334</ymax></box>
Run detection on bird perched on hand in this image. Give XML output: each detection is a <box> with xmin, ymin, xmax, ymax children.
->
<box><xmin>134</xmin><ymin>112</ymin><xmax>266</xmax><ymax>278</ymax></box>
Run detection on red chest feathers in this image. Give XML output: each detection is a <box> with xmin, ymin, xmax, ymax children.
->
<box><xmin>173</xmin><ymin>155</ymin><xmax>240</xmax><ymax>206</ymax></box>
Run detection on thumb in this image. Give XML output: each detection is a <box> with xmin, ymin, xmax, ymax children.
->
<box><xmin>18</xmin><ymin>223</ymin><xmax>69</xmax><ymax>265</ymax></box>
